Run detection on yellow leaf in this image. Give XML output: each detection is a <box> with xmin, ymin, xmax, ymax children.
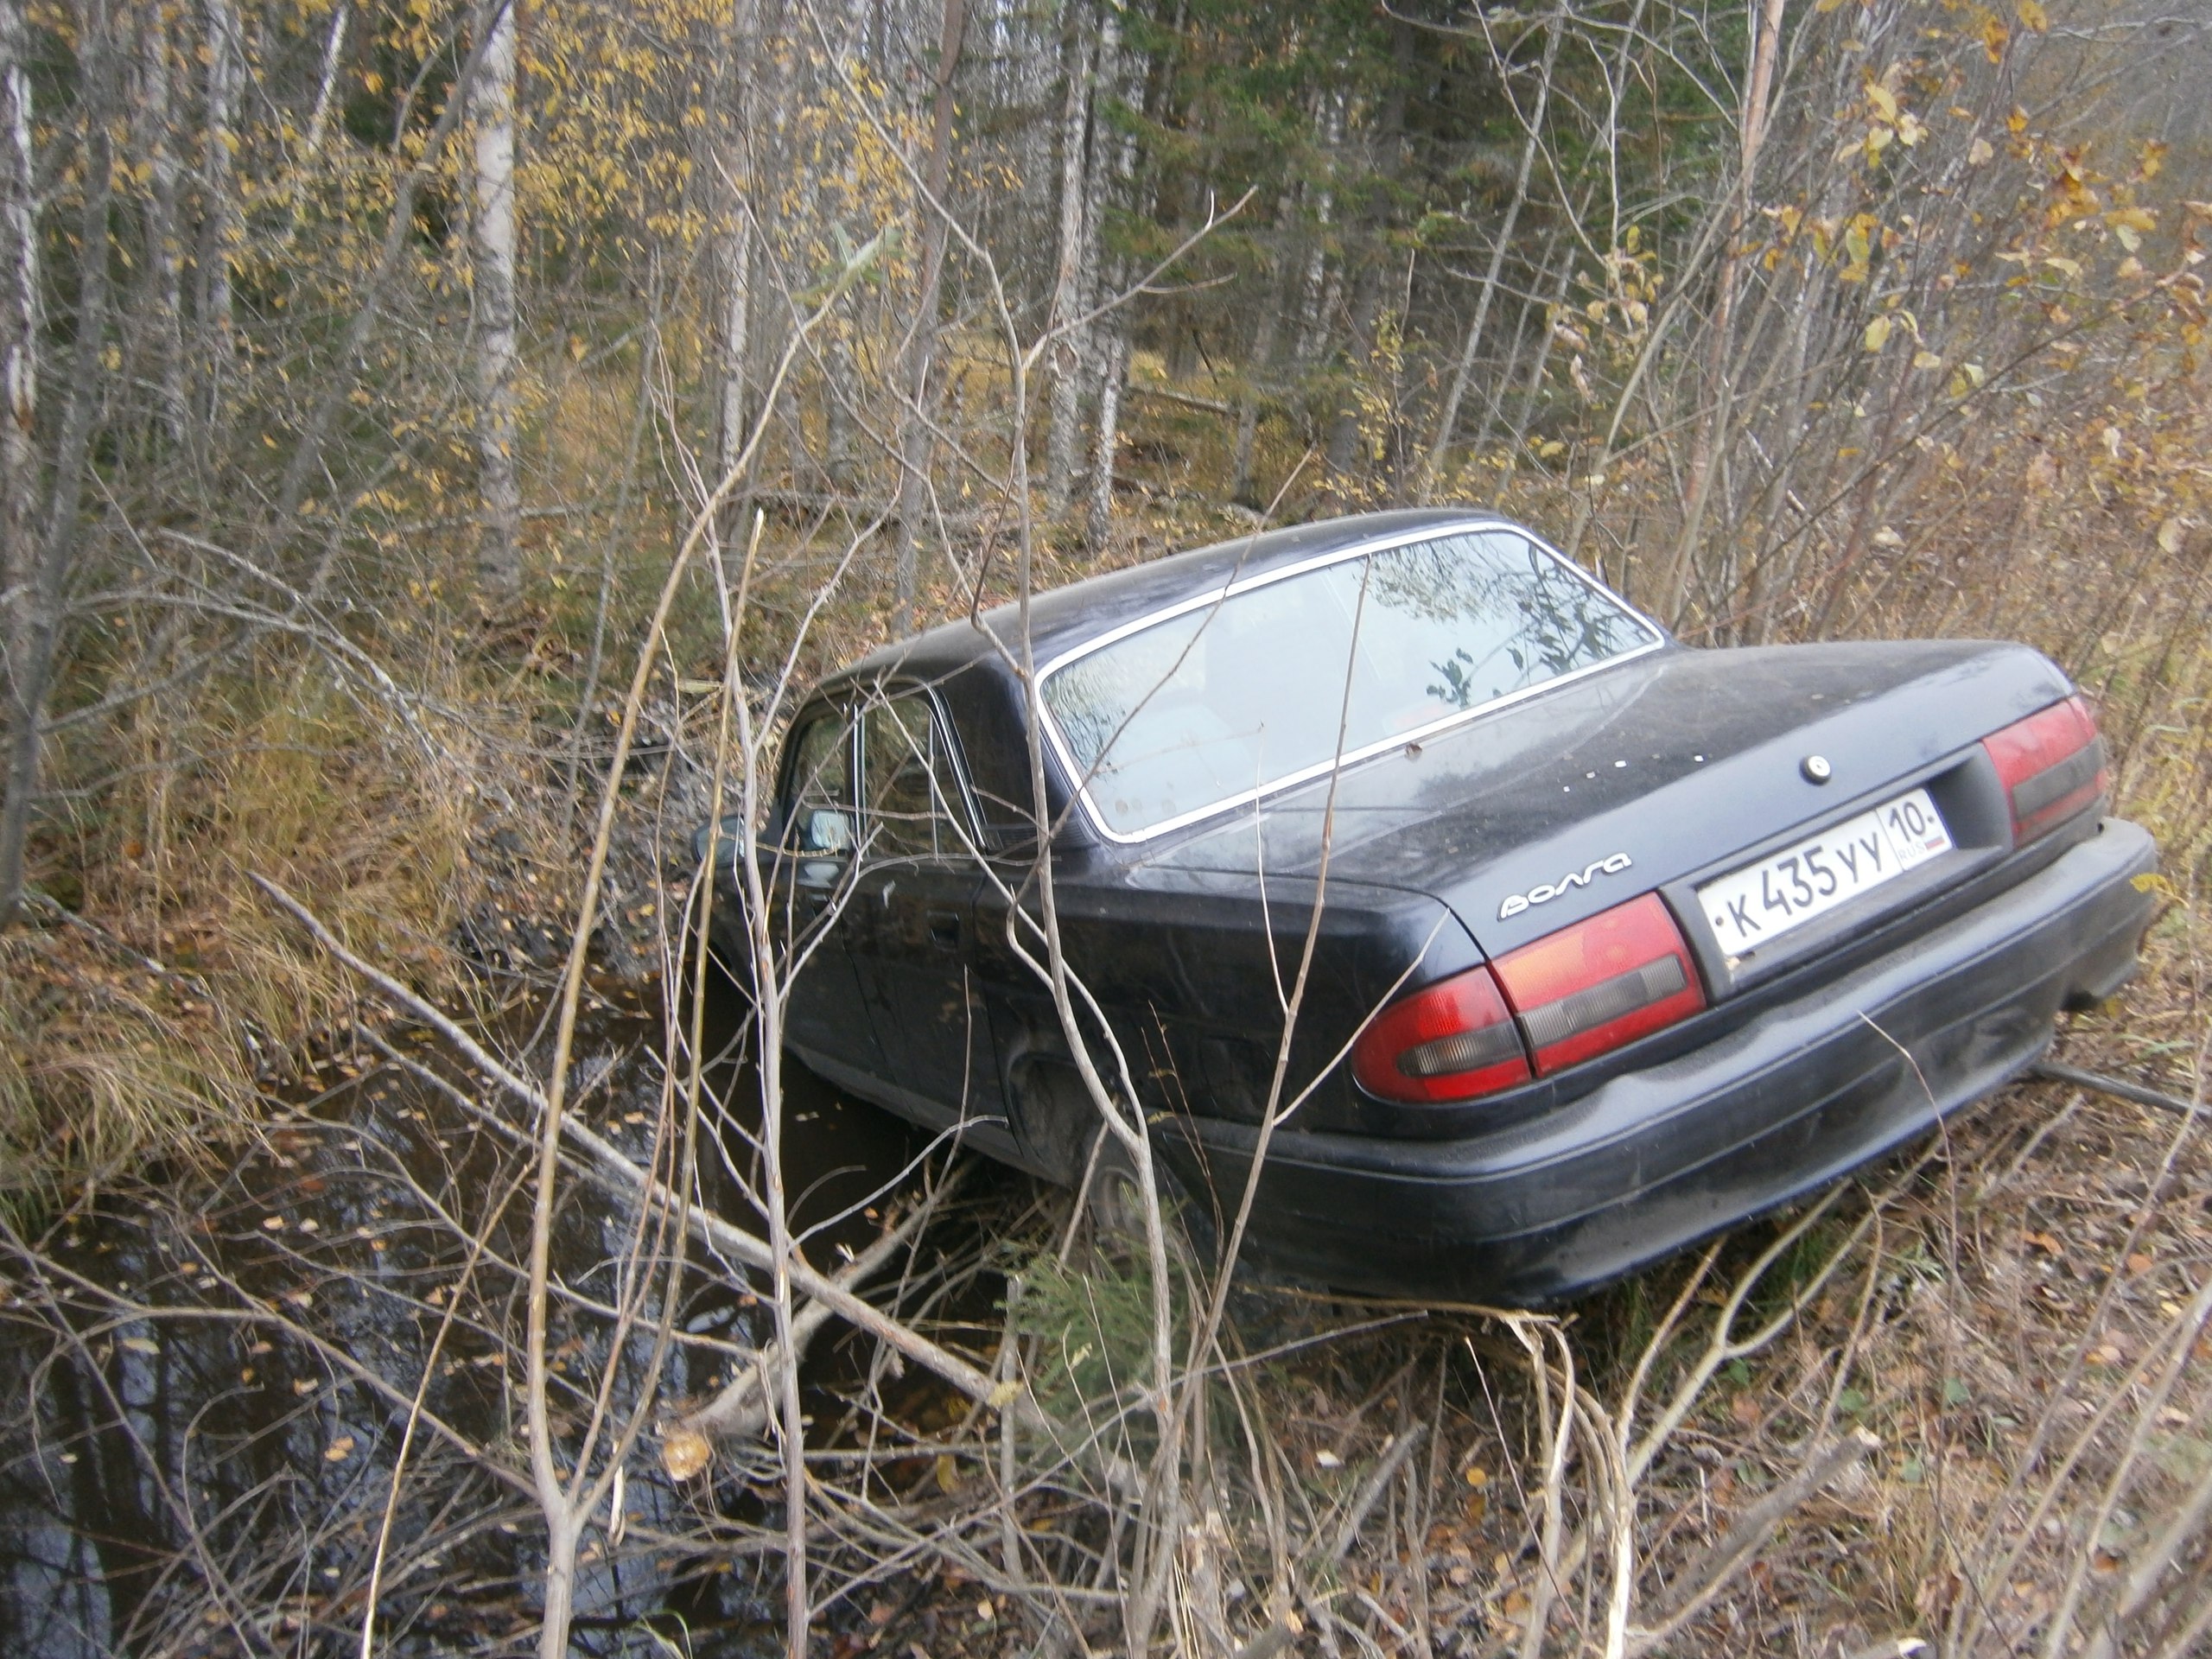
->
<box><xmin>324</xmin><ymin>1436</ymin><xmax>355</xmax><ymax>1463</ymax></box>
<box><xmin>121</xmin><ymin>1336</ymin><xmax>160</xmax><ymax>1356</ymax></box>
<box><xmin>934</xmin><ymin>1452</ymin><xmax>962</xmax><ymax>1494</ymax></box>
<box><xmin>659</xmin><ymin>1427</ymin><xmax>712</xmax><ymax>1481</ymax></box>
<box><xmin>1913</xmin><ymin>350</ymin><xmax>1943</xmax><ymax>370</ymax></box>
<box><xmin>986</xmin><ymin>1377</ymin><xmax>1024</xmax><ymax>1409</ymax></box>
<box><xmin>1968</xmin><ymin>137</ymin><xmax>1995</xmax><ymax>166</ymax></box>
<box><xmin>1863</xmin><ymin>315</ymin><xmax>1893</xmax><ymax>353</ymax></box>
<box><xmin>2157</xmin><ymin>518</ymin><xmax>2188</xmax><ymax>555</ymax></box>
<box><xmin>1982</xmin><ymin>16</ymin><xmax>2010</xmax><ymax>61</ymax></box>
<box><xmin>1866</xmin><ymin>82</ymin><xmax>1898</xmax><ymax>123</ymax></box>
<box><xmin>2018</xmin><ymin>0</ymin><xmax>2049</xmax><ymax>32</ymax></box>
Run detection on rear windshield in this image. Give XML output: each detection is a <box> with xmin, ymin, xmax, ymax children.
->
<box><xmin>1041</xmin><ymin>529</ymin><xmax>1657</xmax><ymax>838</ymax></box>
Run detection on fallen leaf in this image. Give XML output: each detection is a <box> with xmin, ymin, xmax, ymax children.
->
<box><xmin>121</xmin><ymin>1336</ymin><xmax>160</xmax><ymax>1356</ymax></box>
<box><xmin>660</xmin><ymin>1427</ymin><xmax>712</xmax><ymax>1481</ymax></box>
<box><xmin>324</xmin><ymin>1436</ymin><xmax>355</xmax><ymax>1462</ymax></box>
<box><xmin>934</xmin><ymin>1453</ymin><xmax>962</xmax><ymax>1494</ymax></box>
<box><xmin>2126</xmin><ymin>1251</ymin><xmax>2155</xmax><ymax>1276</ymax></box>
<box><xmin>1315</xmin><ymin>1448</ymin><xmax>1344</xmax><ymax>1469</ymax></box>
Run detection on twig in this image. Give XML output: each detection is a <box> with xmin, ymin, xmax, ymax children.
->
<box><xmin>251</xmin><ymin>874</ymin><xmax>1022</xmax><ymax>1421</ymax></box>
<box><xmin>1327</xmin><ymin>1425</ymin><xmax>1429</xmax><ymax>1565</ymax></box>
<box><xmin>2028</xmin><ymin>1061</ymin><xmax>2203</xmax><ymax>1119</ymax></box>
<box><xmin>1627</xmin><ymin>1428</ymin><xmax>1881</xmax><ymax>1653</ymax></box>
<box><xmin>680</xmin><ymin>1177</ymin><xmax>959</xmax><ymax>1442</ymax></box>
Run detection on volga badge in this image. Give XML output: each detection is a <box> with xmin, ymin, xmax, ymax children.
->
<box><xmin>1498</xmin><ymin>852</ymin><xmax>1634</xmax><ymax>920</ymax></box>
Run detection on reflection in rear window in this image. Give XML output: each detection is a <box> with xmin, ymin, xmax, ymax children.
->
<box><xmin>1041</xmin><ymin>531</ymin><xmax>1656</xmax><ymax>838</ymax></box>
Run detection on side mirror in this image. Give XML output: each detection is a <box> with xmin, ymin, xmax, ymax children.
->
<box><xmin>798</xmin><ymin>807</ymin><xmax>855</xmax><ymax>855</ymax></box>
<box><xmin>694</xmin><ymin>817</ymin><xmax>741</xmax><ymax>870</ymax></box>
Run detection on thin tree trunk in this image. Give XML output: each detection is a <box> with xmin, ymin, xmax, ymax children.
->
<box><xmin>0</xmin><ymin>0</ymin><xmax>35</xmax><ymax>672</ymax></box>
<box><xmin>891</xmin><ymin>0</ymin><xmax>967</xmax><ymax>633</ymax></box>
<box><xmin>1230</xmin><ymin>239</ymin><xmax>1288</xmax><ymax>506</ymax></box>
<box><xmin>1661</xmin><ymin>0</ymin><xmax>1784</xmax><ymax>626</ymax></box>
<box><xmin>1042</xmin><ymin>0</ymin><xmax>1096</xmax><ymax>516</ymax></box>
<box><xmin>1418</xmin><ymin>8</ymin><xmax>1560</xmax><ymax>500</ymax></box>
<box><xmin>706</xmin><ymin>0</ymin><xmax>752</xmax><ymax>492</ymax></box>
<box><xmin>139</xmin><ymin>0</ymin><xmax>188</xmax><ymax>446</ymax></box>
<box><xmin>282</xmin><ymin>0</ymin><xmax>348</xmax><ymax>242</ymax></box>
<box><xmin>715</xmin><ymin>217</ymin><xmax>752</xmax><ymax>480</ymax></box>
<box><xmin>199</xmin><ymin>0</ymin><xmax>242</xmax><ymax>371</ymax></box>
<box><xmin>470</xmin><ymin>0</ymin><xmax>523</xmax><ymax>604</ymax></box>
<box><xmin>2</xmin><ymin>0</ymin><xmax>116</xmax><ymax>931</ymax></box>
<box><xmin>1085</xmin><ymin>324</ymin><xmax>1124</xmax><ymax>551</ymax></box>
<box><xmin>1326</xmin><ymin>26</ymin><xmax>1412</xmax><ymax>486</ymax></box>
<box><xmin>1471</xmin><ymin>227</ymin><xmax>1563</xmax><ymax>461</ymax></box>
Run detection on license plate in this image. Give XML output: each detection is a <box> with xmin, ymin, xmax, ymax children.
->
<box><xmin>1697</xmin><ymin>787</ymin><xmax>1953</xmax><ymax>958</ymax></box>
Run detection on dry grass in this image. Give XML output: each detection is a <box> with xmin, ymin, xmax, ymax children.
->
<box><xmin>0</xmin><ymin>639</ymin><xmax>509</xmax><ymax>1214</ymax></box>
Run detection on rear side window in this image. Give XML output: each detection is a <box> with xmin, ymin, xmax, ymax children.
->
<box><xmin>861</xmin><ymin>690</ymin><xmax>973</xmax><ymax>861</ymax></box>
<box><xmin>1041</xmin><ymin>530</ymin><xmax>1656</xmax><ymax>838</ymax></box>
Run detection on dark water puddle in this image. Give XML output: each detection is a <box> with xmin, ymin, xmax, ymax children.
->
<box><xmin>0</xmin><ymin>976</ymin><xmax>976</xmax><ymax>1658</ymax></box>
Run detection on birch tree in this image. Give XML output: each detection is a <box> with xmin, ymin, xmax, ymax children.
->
<box><xmin>199</xmin><ymin>0</ymin><xmax>242</xmax><ymax>366</ymax></box>
<box><xmin>137</xmin><ymin>0</ymin><xmax>188</xmax><ymax>447</ymax></box>
<box><xmin>890</xmin><ymin>0</ymin><xmax>966</xmax><ymax>631</ymax></box>
<box><xmin>471</xmin><ymin>0</ymin><xmax>524</xmax><ymax>603</ymax></box>
<box><xmin>0</xmin><ymin>0</ymin><xmax>32</xmax><ymax>646</ymax></box>
<box><xmin>1417</xmin><ymin>6</ymin><xmax>1560</xmax><ymax>500</ymax></box>
<box><xmin>1042</xmin><ymin>0</ymin><xmax>1096</xmax><ymax>515</ymax></box>
<box><xmin>3</xmin><ymin>0</ymin><xmax>117</xmax><ymax>928</ymax></box>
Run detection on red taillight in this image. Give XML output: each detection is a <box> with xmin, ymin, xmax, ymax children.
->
<box><xmin>1983</xmin><ymin>695</ymin><xmax>2107</xmax><ymax>842</ymax></box>
<box><xmin>1353</xmin><ymin>964</ymin><xmax>1532</xmax><ymax>1103</ymax></box>
<box><xmin>1492</xmin><ymin>893</ymin><xmax>1706</xmax><ymax>1074</ymax></box>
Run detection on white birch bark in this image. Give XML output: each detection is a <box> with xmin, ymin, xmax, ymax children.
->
<box><xmin>891</xmin><ymin>0</ymin><xmax>966</xmax><ymax>632</ymax></box>
<box><xmin>715</xmin><ymin>216</ymin><xmax>751</xmax><ymax>481</ymax></box>
<box><xmin>3</xmin><ymin>0</ymin><xmax>114</xmax><ymax>930</ymax></box>
<box><xmin>1041</xmin><ymin>0</ymin><xmax>1095</xmax><ymax>515</ymax></box>
<box><xmin>470</xmin><ymin>0</ymin><xmax>523</xmax><ymax>602</ymax></box>
<box><xmin>702</xmin><ymin>0</ymin><xmax>751</xmax><ymax>487</ymax></box>
<box><xmin>139</xmin><ymin>0</ymin><xmax>187</xmax><ymax>444</ymax></box>
<box><xmin>302</xmin><ymin>1</ymin><xmax>348</xmax><ymax>161</ymax></box>
<box><xmin>0</xmin><ymin>0</ymin><xmax>33</xmax><ymax>689</ymax></box>
<box><xmin>200</xmin><ymin>0</ymin><xmax>242</xmax><ymax>354</ymax></box>
<box><xmin>1084</xmin><ymin>327</ymin><xmax>1122</xmax><ymax>552</ymax></box>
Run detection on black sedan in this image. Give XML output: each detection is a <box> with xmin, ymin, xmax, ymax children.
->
<box><xmin>702</xmin><ymin>508</ymin><xmax>2156</xmax><ymax>1304</ymax></box>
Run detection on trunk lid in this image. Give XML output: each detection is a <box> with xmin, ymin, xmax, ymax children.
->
<box><xmin>1138</xmin><ymin>639</ymin><xmax>2073</xmax><ymax>978</ymax></box>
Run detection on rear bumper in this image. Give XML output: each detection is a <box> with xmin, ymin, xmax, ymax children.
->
<box><xmin>1168</xmin><ymin>817</ymin><xmax>2158</xmax><ymax>1306</ymax></box>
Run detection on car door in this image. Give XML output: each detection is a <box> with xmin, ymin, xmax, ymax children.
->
<box><xmin>766</xmin><ymin>701</ymin><xmax>884</xmax><ymax>1075</ymax></box>
<box><xmin>845</xmin><ymin>685</ymin><xmax>997</xmax><ymax>1134</ymax></box>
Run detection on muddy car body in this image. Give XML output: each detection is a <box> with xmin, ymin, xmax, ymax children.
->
<box><xmin>702</xmin><ymin>509</ymin><xmax>2156</xmax><ymax>1304</ymax></box>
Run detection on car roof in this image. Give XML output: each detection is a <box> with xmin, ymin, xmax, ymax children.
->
<box><xmin>830</xmin><ymin>506</ymin><xmax>1518</xmax><ymax>688</ymax></box>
